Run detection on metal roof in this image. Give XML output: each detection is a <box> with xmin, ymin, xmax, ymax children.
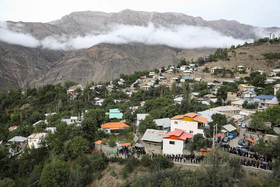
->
<box><xmin>141</xmin><ymin>129</ymin><xmax>168</xmax><ymax>143</ymax></box>
<box><xmin>154</xmin><ymin>118</ymin><xmax>171</xmax><ymax>129</ymax></box>
<box><xmin>223</xmin><ymin>124</ymin><xmax>237</xmax><ymax>132</ymax></box>
<box><xmin>8</xmin><ymin>136</ymin><xmax>27</xmax><ymax>143</ymax></box>
<box><xmin>255</xmin><ymin>95</ymin><xmax>275</xmax><ymax>100</ymax></box>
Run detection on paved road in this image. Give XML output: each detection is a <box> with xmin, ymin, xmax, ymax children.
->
<box><xmin>229</xmin><ymin>118</ymin><xmax>251</xmax><ymax>147</ymax></box>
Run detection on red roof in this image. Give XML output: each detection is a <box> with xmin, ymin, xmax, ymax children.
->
<box><xmin>163</xmin><ymin>129</ymin><xmax>192</xmax><ymax>140</ymax></box>
<box><xmin>101</xmin><ymin>122</ymin><xmax>129</xmax><ymax>130</ymax></box>
<box><xmin>171</xmin><ymin>113</ymin><xmax>208</xmax><ymax>123</ymax></box>
<box><xmin>200</xmin><ymin>148</ymin><xmax>206</xmax><ymax>152</ymax></box>
<box><xmin>206</xmin><ymin>148</ymin><xmax>211</xmax><ymax>151</ymax></box>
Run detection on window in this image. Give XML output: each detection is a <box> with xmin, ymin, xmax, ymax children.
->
<box><xmin>189</xmin><ymin>130</ymin><xmax>193</xmax><ymax>133</ymax></box>
<box><xmin>175</xmin><ymin>121</ymin><xmax>178</xmax><ymax>124</ymax></box>
<box><xmin>169</xmin><ymin>141</ymin><xmax>175</xmax><ymax>145</ymax></box>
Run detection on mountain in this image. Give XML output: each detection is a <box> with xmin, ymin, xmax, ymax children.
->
<box><xmin>1</xmin><ymin>9</ymin><xmax>280</xmax><ymax>91</ymax></box>
<box><xmin>6</xmin><ymin>9</ymin><xmax>279</xmax><ymax>40</ymax></box>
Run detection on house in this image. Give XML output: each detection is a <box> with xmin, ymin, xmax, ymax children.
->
<box><xmin>256</xmin><ymin>70</ymin><xmax>265</xmax><ymax>74</ymax></box>
<box><xmin>136</xmin><ymin>114</ymin><xmax>149</xmax><ymax>126</ymax></box>
<box><xmin>237</xmin><ymin>65</ymin><xmax>246</xmax><ymax>71</ymax></box>
<box><xmin>162</xmin><ymin>129</ymin><xmax>192</xmax><ymax>155</ymax></box>
<box><xmin>141</xmin><ymin>129</ymin><xmax>168</xmax><ymax>148</ymax></box>
<box><xmin>274</xmin><ymin>84</ymin><xmax>280</xmax><ymax>95</ymax></box>
<box><xmin>273</xmin><ymin>69</ymin><xmax>280</xmax><ymax>73</ymax></box>
<box><xmin>8</xmin><ymin>136</ymin><xmax>27</xmax><ymax>144</ymax></box>
<box><xmin>198</xmin><ymin>109</ymin><xmax>222</xmax><ymax>123</ymax></box>
<box><xmin>154</xmin><ymin>118</ymin><xmax>171</xmax><ymax>131</ymax></box>
<box><xmin>173</xmin><ymin>97</ymin><xmax>183</xmax><ymax>104</ymax></box>
<box><xmin>45</xmin><ymin>127</ymin><xmax>56</xmax><ymax>134</ymax></box>
<box><xmin>238</xmin><ymin>84</ymin><xmax>255</xmax><ymax>92</ymax></box>
<box><xmin>109</xmin><ymin>109</ymin><xmax>123</xmax><ymax>119</ymax></box>
<box><xmin>170</xmin><ymin>113</ymin><xmax>208</xmax><ymax>136</ymax></box>
<box><xmin>241</xmin><ymin>91</ymin><xmax>256</xmax><ymax>101</ymax></box>
<box><xmin>8</xmin><ymin>126</ymin><xmax>19</xmax><ymax>132</ymax></box>
<box><xmin>70</xmin><ymin>116</ymin><xmax>78</xmax><ymax>123</ymax></box>
<box><xmin>180</xmin><ymin>65</ymin><xmax>187</xmax><ymax>71</ymax></box>
<box><xmin>265</xmin><ymin>97</ymin><xmax>279</xmax><ymax>108</ymax></box>
<box><xmin>44</xmin><ymin>112</ymin><xmax>57</xmax><ymax>117</ymax></box>
<box><xmin>213</xmin><ymin>106</ymin><xmax>242</xmax><ymax>115</ymax></box>
<box><xmin>211</xmin><ymin>66</ymin><xmax>222</xmax><ymax>74</ymax></box>
<box><xmin>27</xmin><ymin>133</ymin><xmax>47</xmax><ymax>149</ymax></box>
<box><xmin>255</xmin><ymin>95</ymin><xmax>275</xmax><ymax>111</ymax></box>
<box><xmin>231</xmin><ymin>99</ymin><xmax>245</xmax><ymax>108</ymax></box>
<box><xmin>227</xmin><ymin>92</ymin><xmax>238</xmax><ymax>100</ymax></box>
<box><xmin>8</xmin><ymin>136</ymin><xmax>27</xmax><ymax>157</ymax></box>
<box><xmin>33</xmin><ymin>120</ymin><xmax>48</xmax><ymax>127</ymax></box>
<box><xmin>95</xmin><ymin>98</ymin><xmax>105</xmax><ymax>106</ymax></box>
<box><xmin>100</xmin><ymin>122</ymin><xmax>129</xmax><ymax>133</ymax></box>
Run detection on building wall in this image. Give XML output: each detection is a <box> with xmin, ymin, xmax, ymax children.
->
<box><xmin>28</xmin><ymin>139</ymin><xmax>41</xmax><ymax>149</ymax></box>
<box><xmin>171</xmin><ymin>120</ymin><xmax>204</xmax><ymax>136</ymax></box>
<box><xmin>163</xmin><ymin>139</ymin><xmax>184</xmax><ymax>155</ymax></box>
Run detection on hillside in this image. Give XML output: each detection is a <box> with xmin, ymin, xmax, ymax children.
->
<box><xmin>201</xmin><ymin>42</ymin><xmax>280</xmax><ymax>73</ymax></box>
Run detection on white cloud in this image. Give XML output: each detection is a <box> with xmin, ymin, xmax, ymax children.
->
<box><xmin>0</xmin><ymin>22</ymin><xmax>39</xmax><ymax>47</ymax></box>
<box><xmin>0</xmin><ymin>22</ymin><xmax>248</xmax><ymax>50</ymax></box>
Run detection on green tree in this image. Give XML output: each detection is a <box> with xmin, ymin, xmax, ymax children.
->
<box><xmin>0</xmin><ymin>178</ymin><xmax>15</xmax><ymax>187</ymax></box>
<box><xmin>64</xmin><ymin>136</ymin><xmax>90</xmax><ymax>159</ymax></box>
<box><xmin>39</xmin><ymin>160</ymin><xmax>70</xmax><ymax>187</ymax></box>
<box><xmin>208</xmin><ymin>114</ymin><xmax>227</xmax><ymax>137</ymax></box>
<box><xmin>82</xmin><ymin>109</ymin><xmax>105</xmax><ymax>144</ymax></box>
<box><xmin>139</xmin><ymin>115</ymin><xmax>157</xmax><ymax>134</ymax></box>
<box><xmin>190</xmin><ymin>134</ymin><xmax>211</xmax><ymax>151</ymax></box>
<box><xmin>200</xmin><ymin>148</ymin><xmax>244</xmax><ymax>186</ymax></box>
<box><xmin>249</xmin><ymin>72</ymin><xmax>266</xmax><ymax>88</ymax></box>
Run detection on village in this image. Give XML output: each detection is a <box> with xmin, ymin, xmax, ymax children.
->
<box><xmin>4</xmin><ymin>58</ymin><xmax>280</xmax><ymax>175</ymax></box>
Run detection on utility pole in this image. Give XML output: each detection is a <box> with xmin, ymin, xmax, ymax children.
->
<box><xmin>213</xmin><ymin>124</ymin><xmax>217</xmax><ymax>148</ymax></box>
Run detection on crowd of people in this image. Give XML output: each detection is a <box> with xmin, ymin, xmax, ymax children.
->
<box><xmin>116</xmin><ymin>145</ymin><xmax>146</xmax><ymax>158</ymax></box>
<box><xmin>113</xmin><ymin>144</ymin><xmax>273</xmax><ymax>171</ymax></box>
<box><xmin>221</xmin><ymin>144</ymin><xmax>273</xmax><ymax>170</ymax></box>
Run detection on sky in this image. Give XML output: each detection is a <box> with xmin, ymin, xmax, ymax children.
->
<box><xmin>0</xmin><ymin>0</ymin><xmax>280</xmax><ymax>27</ymax></box>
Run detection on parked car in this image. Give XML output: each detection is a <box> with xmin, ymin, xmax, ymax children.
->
<box><xmin>234</xmin><ymin>145</ymin><xmax>248</xmax><ymax>152</ymax></box>
<box><xmin>223</xmin><ymin>137</ymin><xmax>230</xmax><ymax>142</ymax></box>
<box><xmin>238</xmin><ymin>139</ymin><xmax>245</xmax><ymax>146</ymax></box>
<box><xmin>220</xmin><ymin>142</ymin><xmax>229</xmax><ymax>148</ymax></box>
<box><xmin>228</xmin><ymin>132</ymin><xmax>238</xmax><ymax>139</ymax></box>
<box><xmin>241</xmin><ymin>123</ymin><xmax>246</xmax><ymax>128</ymax></box>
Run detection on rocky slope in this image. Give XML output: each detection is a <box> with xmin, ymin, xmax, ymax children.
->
<box><xmin>1</xmin><ymin>10</ymin><xmax>280</xmax><ymax>91</ymax></box>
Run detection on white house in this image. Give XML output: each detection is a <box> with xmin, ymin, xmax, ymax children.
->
<box><xmin>170</xmin><ymin>113</ymin><xmax>208</xmax><ymax>136</ymax></box>
<box><xmin>27</xmin><ymin>133</ymin><xmax>47</xmax><ymax>149</ymax></box>
<box><xmin>162</xmin><ymin>129</ymin><xmax>192</xmax><ymax>155</ymax></box>
<box><xmin>274</xmin><ymin>84</ymin><xmax>280</xmax><ymax>95</ymax></box>
<box><xmin>137</xmin><ymin>114</ymin><xmax>149</xmax><ymax>126</ymax></box>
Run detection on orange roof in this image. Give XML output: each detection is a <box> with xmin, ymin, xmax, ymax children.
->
<box><xmin>171</xmin><ymin>114</ymin><xmax>185</xmax><ymax>120</ymax></box>
<box><xmin>95</xmin><ymin>140</ymin><xmax>102</xmax><ymax>144</ymax></box>
<box><xmin>101</xmin><ymin>122</ymin><xmax>129</xmax><ymax>130</ymax></box>
<box><xmin>192</xmin><ymin>115</ymin><xmax>208</xmax><ymax>123</ymax></box>
<box><xmin>121</xmin><ymin>143</ymin><xmax>131</xmax><ymax>146</ymax></box>
<box><xmin>186</xmin><ymin>113</ymin><xmax>197</xmax><ymax>118</ymax></box>
<box><xmin>163</xmin><ymin>129</ymin><xmax>192</xmax><ymax>140</ymax></box>
<box><xmin>171</xmin><ymin>113</ymin><xmax>208</xmax><ymax>123</ymax></box>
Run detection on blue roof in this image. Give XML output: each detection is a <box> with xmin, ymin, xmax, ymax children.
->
<box><xmin>255</xmin><ymin>95</ymin><xmax>275</xmax><ymax>100</ymax></box>
<box><xmin>109</xmin><ymin>109</ymin><xmax>123</xmax><ymax>119</ymax></box>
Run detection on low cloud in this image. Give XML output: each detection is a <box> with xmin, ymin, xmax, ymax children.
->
<box><xmin>0</xmin><ymin>22</ymin><xmax>248</xmax><ymax>50</ymax></box>
<box><xmin>0</xmin><ymin>22</ymin><xmax>40</xmax><ymax>47</ymax></box>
